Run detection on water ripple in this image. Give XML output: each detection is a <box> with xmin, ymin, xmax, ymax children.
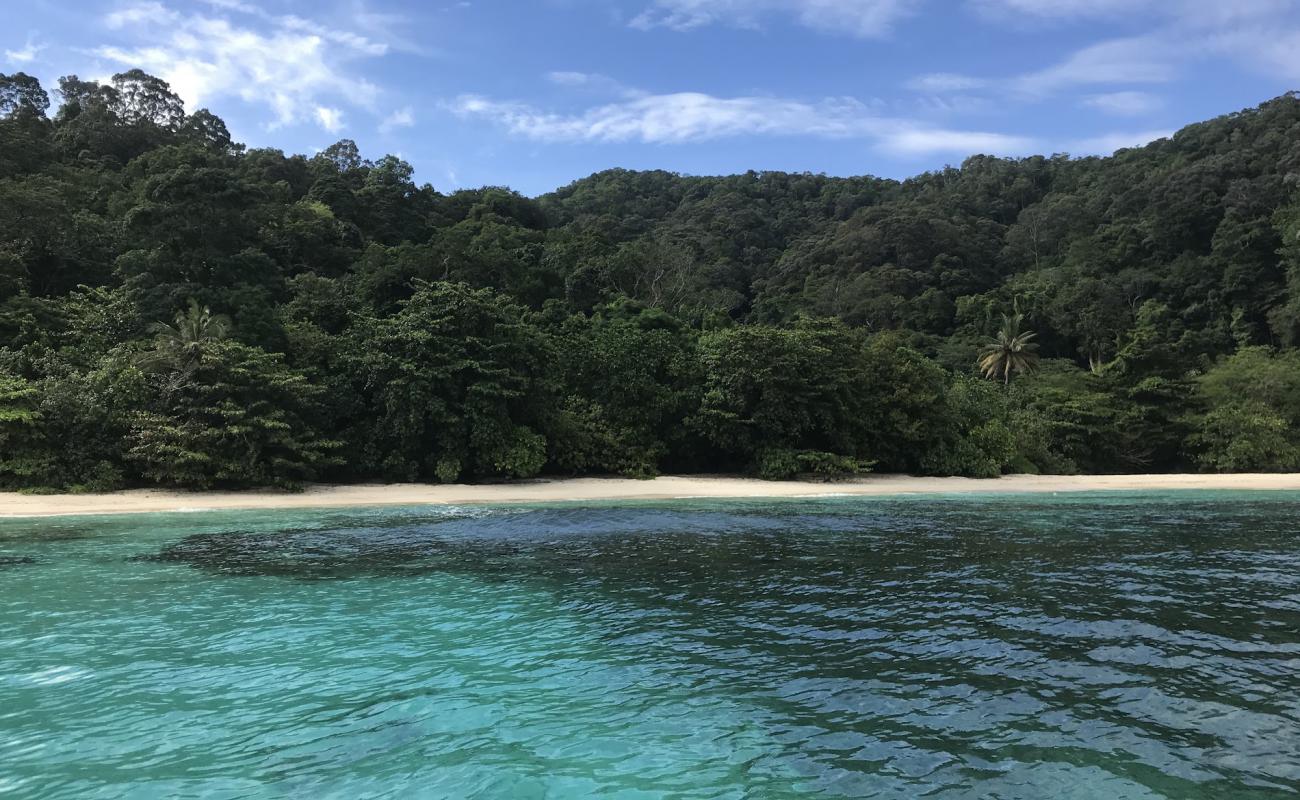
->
<box><xmin>1</xmin><ymin>495</ymin><xmax>1299</xmax><ymax>798</ymax></box>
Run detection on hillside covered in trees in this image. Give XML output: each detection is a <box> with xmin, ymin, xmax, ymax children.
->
<box><xmin>4</xmin><ymin>68</ymin><xmax>1300</xmax><ymax>491</ymax></box>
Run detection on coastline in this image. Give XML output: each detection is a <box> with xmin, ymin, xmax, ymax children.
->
<box><xmin>3</xmin><ymin>473</ymin><xmax>1300</xmax><ymax>518</ymax></box>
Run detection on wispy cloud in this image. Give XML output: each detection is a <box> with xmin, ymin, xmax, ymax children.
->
<box><xmin>201</xmin><ymin>0</ymin><xmax>389</xmax><ymax>55</ymax></box>
<box><xmin>452</xmin><ymin>79</ymin><xmax>1187</xmax><ymax>164</ymax></box>
<box><xmin>900</xmin><ymin>38</ymin><xmax>1178</xmax><ymax>103</ymax></box>
<box><xmin>314</xmin><ymin>105</ymin><xmax>344</xmax><ymax>133</ymax></box>
<box><xmin>968</xmin><ymin>0</ymin><xmax>1160</xmax><ymax>22</ymax></box>
<box><xmin>379</xmin><ymin>105</ymin><xmax>414</xmax><ymax>133</ymax></box>
<box><xmin>453</xmin><ymin>92</ymin><xmax>876</xmax><ymax>142</ymax></box>
<box><xmin>4</xmin><ymin>34</ymin><xmax>46</xmax><ymax>65</ymax></box>
<box><xmin>906</xmin><ymin>73</ymin><xmax>988</xmax><ymax>92</ymax></box>
<box><xmin>546</xmin><ymin>71</ymin><xmax>599</xmax><ymax>86</ymax></box>
<box><xmin>1068</xmin><ymin>128</ymin><xmax>1171</xmax><ymax>154</ymax></box>
<box><xmin>1011</xmin><ymin>35</ymin><xmax>1177</xmax><ymax>96</ymax></box>
<box><xmin>544</xmin><ymin>70</ymin><xmax>640</xmax><ymax>98</ymax></box>
<box><xmin>970</xmin><ymin>0</ymin><xmax>1290</xmax><ymax>24</ymax></box>
<box><xmin>1082</xmin><ymin>91</ymin><xmax>1162</xmax><ymax>116</ymax></box>
<box><xmin>95</xmin><ymin>1</ymin><xmax>391</xmax><ymax>132</ymax></box>
<box><xmin>451</xmin><ymin>90</ymin><xmax>1036</xmax><ymax>157</ymax></box>
<box><xmin>630</xmin><ymin>0</ymin><xmax>918</xmax><ymax>38</ymax></box>
<box><xmin>928</xmin><ymin>1</ymin><xmax>1300</xmax><ymax>100</ymax></box>
<box><xmin>878</xmin><ymin>127</ymin><xmax>1037</xmax><ymax>155</ymax></box>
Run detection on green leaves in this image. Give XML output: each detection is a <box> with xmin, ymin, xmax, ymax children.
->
<box><xmin>1186</xmin><ymin>348</ymin><xmax>1300</xmax><ymax>472</ymax></box>
<box><xmin>0</xmin><ymin>374</ymin><xmax>46</xmax><ymax>487</ymax></box>
<box><xmin>978</xmin><ymin>313</ymin><xmax>1038</xmax><ymax>384</ymax></box>
<box><xmin>7</xmin><ymin>70</ymin><xmax>1300</xmax><ymax>488</ymax></box>
<box><xmin>691</xmin><ymin>321</ymin><xmax>879</xmax><ymax>476</ymax></box>
<box><xmin>126</xmin><ymin>340</ymin><xmax>339</xmax><ymax>489</ymax></box>
<box><xmin>549</xmin><ymin>302</ymin><xmax>699</xmax><ymax>477</ymax></box>
<box><xmin>342</xmin><ymin>281</ymin><xmax>551</xmax><ymax>483</ymax></box>
<box><xmin>1189</xmin><ymin>403</ymin><xmax>1300</xmax><ymax>472</ymax></box>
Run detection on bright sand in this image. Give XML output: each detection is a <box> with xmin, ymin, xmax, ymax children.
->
<box><xmin>4</xmin><ymin>473</ymin><xmax>1300</xmax><ymax>517</ymax></box>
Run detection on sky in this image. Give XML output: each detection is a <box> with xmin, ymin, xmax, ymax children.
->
<box><xmin>5</xmin><ymin>0</ymin><xmax>1300</xmax><ymax>196</ymax></box>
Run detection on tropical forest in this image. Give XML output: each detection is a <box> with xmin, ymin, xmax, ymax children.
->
<box><xmin>4</xmin><ymin>68</ymin><xmax>1300</xmax><ymax>491</ymax></box>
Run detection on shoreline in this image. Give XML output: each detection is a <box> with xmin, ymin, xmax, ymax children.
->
<box><xmin>3</xmin><ymin>473</ymin><xmax>1300</xmax><ymax>518</ymax></box>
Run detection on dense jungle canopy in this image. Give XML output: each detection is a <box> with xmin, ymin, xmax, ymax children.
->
<box><xmin>4</xmin><ymin>69</ymin><xmax>1300</xmax><ymax>490</ymax></box>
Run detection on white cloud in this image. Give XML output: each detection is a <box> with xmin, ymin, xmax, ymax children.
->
<box><xmin>106</xmin><ymin>1</ymin><xmax>179</xmax><ymax>28</ymax></box>
<box><xmin>453</xmin><ymin>92</ymin><xmax>881</xmax><ymax>143</ymax></box>
<box><xmin>452</xmin><ymin>89</ymin><xmax>1036</xmax><ymax>159</ymax></box>
<box><xmin>630</xmin><ymin>0</ymin><xmax>917</xmax><ymax>38</ymax></box>
<box><xmin>971</xmin><ymin>0</ymin><xmax>1290</xmax><ymax>24</ymax></box>
<box><xmin>900</xmin><ymin>38</ymin><xmax>1177</xmax><ymax>107</ymax></box>
<box><xmin>5</xmin><ymin>35</ymin><xmax>47</xmax><ymax>64</ymax></box>
<box><xmin>1082</xmin><ymin>91</ymin><xmax>1162</xmax><ymax>116</ymax></box>
<box><xmin>95</xmin><ymin>1</ymin><xmax>389</xmax><ymax>132</ymax></box>
<box><xmin>453</xmin><ymin>86</ymin><xmax>1194</xmax><ymax>165</ymax></box>
<box><xmin>878</xmin><ymin>128</ymin><xmax>1038</xmax><ymax>155</ymax></box>
<box><xmin>969</xmin><ymin>0</ymin><xmax>1157</xmax><ymax>21</ymax></box>
<box><xmin>379</xmin><ymin>106</ymin><xmax>414</xmax><ymax>133</ymax></box>
<box><xmin>910</xmin><ymin>93</ymin><xmax>992</xmax><ymax>115</ymax></box>
<box><xmin>1012</xmin><ymin>36</ymin><xmax>1177</xmax><ymax>96</ymax></box>
<box><xmin>546</xmin><ymin>71</ymin><xmax>597</xmax><ymax>86</ymax></box>
<box><xmin>1068</xmin><ymin>128</ymin><xmax>1171</xmax><ymax>154</ymax></box>
<box><xmin>906</xmin><ymin>73</ymin><xmax>988</xmax><ymax>92</ymax></box>
<box><xmin>930</xmin><ymin>0</ymin><xmax>1300</xmax><ymax>114</ymax></box>
<box><xmin>199</xmin><ymin>0</ymin><xmax>388</xmax><ymax>55</ymax></box>
<box><xmin>544</xmin><ymin>70</ymin><xmax>638</xmax><ymax>97</ymax></box>
<box><xmin>1209</xmin><ymin>26</ymin><xmax>1300</xmax><ymax>82</ymax></box>
<box><xmin>314</xmin><ymin>105</ymin><xmax>344</xmax><ymax>132</ymax></box>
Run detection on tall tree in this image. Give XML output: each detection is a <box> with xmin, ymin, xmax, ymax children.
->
<box><xmin>979</xmin><ymin>313</ymin><xmax>1039</xmax><ymax>384</ymax></box>
<box><xmin>0</xmin><ymin>72</ymin><xmax>49</xmax><ymax>118</ymax></box>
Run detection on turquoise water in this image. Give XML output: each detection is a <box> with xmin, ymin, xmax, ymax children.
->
<box><xmin>2</xmin><ymin>493</ymin><xmax>1299</xmax><ymax>799</ymax></box>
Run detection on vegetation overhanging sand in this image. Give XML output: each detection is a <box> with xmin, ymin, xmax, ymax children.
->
<box><xmin>3</xmin><ymin>474</ymin><xmax>1300</xmax><ymax>518</ymax></box>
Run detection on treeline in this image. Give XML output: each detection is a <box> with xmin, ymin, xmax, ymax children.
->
<box><xmin>3</xmin><ymin>69</ymin><xmax>1300</xmax><ymax>490</ymax></box>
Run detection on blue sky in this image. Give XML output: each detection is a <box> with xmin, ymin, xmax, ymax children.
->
<box><xmin>6</xmin><ymin>0</ymin><xmax>1300</xmax><ymax>195</ymax></box>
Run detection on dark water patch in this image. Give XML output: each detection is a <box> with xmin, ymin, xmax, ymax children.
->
<box><xmin>0</xmin><ymin>523</ymin><xmax>101</xmax><ymax>543</ymax></box>
<box><xmin>144</xmin><ymin>526</ymin><xmax>525</xmax><ymax>579</ymax></box>
<box><xmin>0</xmin><ymin>554</ymin><xmax>37</xmax><ymax>567</ymax></box>
<box><xmin>140</xmin><ymin>498</ymin><xmax>1300</xmax><ymax>588</ymax></box>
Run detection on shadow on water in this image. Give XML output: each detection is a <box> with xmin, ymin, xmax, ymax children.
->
<box><xmin>0</xmin><ymin>523</ymin><xmax>101</xmax><ymax>544</ymax></box>
<box><xmin>139</xmin><ymin>497</ymin><xmax>1300</xmax><ymax>592</ymax></box>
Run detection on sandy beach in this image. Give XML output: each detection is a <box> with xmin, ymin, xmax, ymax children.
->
<box><xmin>3</xmin><ymin>473</ymin><xmax>1300</xmax><ymax>517</ymax></box>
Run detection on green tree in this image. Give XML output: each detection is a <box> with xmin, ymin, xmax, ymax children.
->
<box><xmin>139</xmin><ymin>299</ymin><xmax>231</xmax><ymax>397</ymax></box>
<box><xmin>342</xmin><ymin>281</ymin><xmax>552</xmax><ymax>482</ymax></box>
<box><xmin>0</xmin><ymin>72</ymin><xmax>49</xmax><ymax>118</ymax></box>
<box><xmin>1187</xmin><ymin>347</ymin><xmax>1300</xmax><ymax>471</ymax></box>
<box><xmin>691</xmin><ymin>321</ymin><xmax>876</xmax><ymax>478</ymax></box>
<box><xmin>1189</xmin><ymin>402</ymin><xmax>1300</xmax><ymax>472</ymax></box>
<box><xmin>550</xmin><ymin>301</ymin><xmax>700</xmax><ymax>477</ymax></box>
<box><xmin>979</xmin><ymin>313</ymin><xmax>1039</xmax><ymax>384</ymax></box>
<box><xmin>129</xmin><ymin>340</ymin><xmax>338</xmax><ymax>488</ymax></box>
<box><xmin>0</xmin><ymin>373</ymin><xmax>48</xmax><ymax>487</ymax></box>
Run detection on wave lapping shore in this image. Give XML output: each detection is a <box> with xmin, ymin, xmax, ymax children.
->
<box><xmin>4</xmin><ymin>474</ymin><xmax>1300</xmax><ymax>517</ymax></box>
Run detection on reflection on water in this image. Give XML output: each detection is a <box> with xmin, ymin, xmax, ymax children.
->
<box><xmin>1</xmin><ymin>494</ymin><xmax>1299</xmax><ymax>798</ymax></box>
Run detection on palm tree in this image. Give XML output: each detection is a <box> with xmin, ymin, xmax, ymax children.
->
<box><xmin>979</xmin><ymin>312</ymin><xmax>1038</xmax><ymax>384</ymax></box>
<box><xmin>139</xmin><ymin>300</ymin><xmax>230</xmax><ymax>393</ymax></box>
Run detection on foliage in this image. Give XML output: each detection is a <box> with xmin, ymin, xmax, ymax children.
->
<box><xmin>549</xmin><ymin>301</ymin><xmax>700</xmax><ymax>477</ymax></box>
<box><xmin>691</xmin><ymin>321</ymin><xmax>879</xmax><ymax>475</ymax></box>
<box><xmin>979</xmin><ymin>313</ymin><xmax>1039</xmax><ymax>384</ymax></box>
<box><xmin>0</xmin><ymin>373</ymin><xmax>48</xmax><ymax>487</ymax></box>
<box><xmin>1187</xmin><ymin>348</ymin><xmax>1300</xmax><ymax>471</ymax></box>
<box><xmin>1188</xmin><ymin>403</ymin><xmax>1300</xmax><ymax>472</ymax></box>
<box><xmin>341</xmin><ymin>281</ymin><xmax>551</xmax><ymax>482</ymax></box>
<box><xmin>127</xmin><ymin>340</ymin><xmax>338</xmax><ymax>489</ymax></box>
<box><xmin>4</xmin><ymin>70</ymin><xmax>1300</xmax><ymax>488</ymax></box>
